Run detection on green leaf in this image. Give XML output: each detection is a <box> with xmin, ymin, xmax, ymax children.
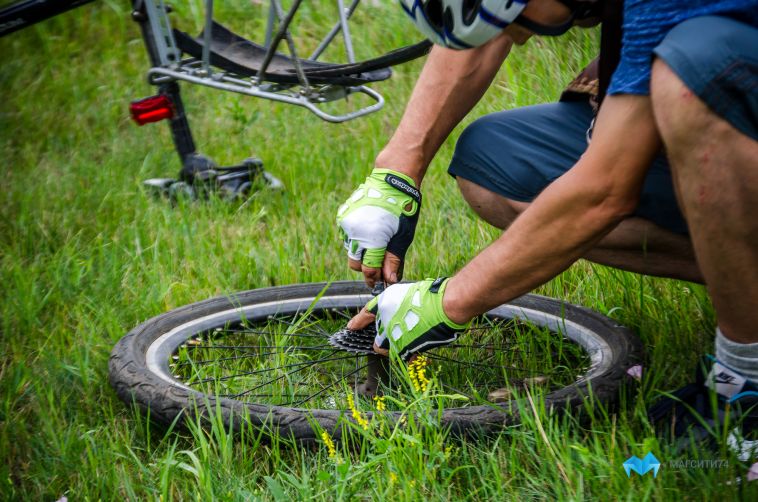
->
<box><xmin>264</xmin><ymin>476</ymin><xmax>287</xmax><ymax>500</ymax></box>
<box><xmin>336</xmin><ymin>462</ymin><xmax>350</xmax><ymax>477</ymax></box>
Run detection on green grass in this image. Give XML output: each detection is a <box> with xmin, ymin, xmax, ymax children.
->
<box><xmin>0</xmin><ymin>1</ymin><xmax>753</xmax><ymax>500</ymax></box>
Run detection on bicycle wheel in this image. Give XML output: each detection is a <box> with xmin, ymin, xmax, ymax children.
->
<box><xmin>109</xmin><ymin>281</ymin><xmax>643</xmax><ymax>440</ymax></box>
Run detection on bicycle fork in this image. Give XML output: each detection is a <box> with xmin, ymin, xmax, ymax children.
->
<box><xmin>131</xmin><ymin>1</ymin><xmax>196</xmax><ymax>164</ymax></box>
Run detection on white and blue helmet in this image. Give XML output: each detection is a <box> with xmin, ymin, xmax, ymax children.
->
<box><xmin>399</xmin><ymin>0</ymin><xmax>528</xmax><ymax>49</ymax></box>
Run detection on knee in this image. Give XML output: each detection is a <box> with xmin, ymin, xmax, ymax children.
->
<box><xmin>652</xmin><ymin>57</ymin><xmax>742</xmax><ymax>161</ymax></box>
<box><xmin>651</xmin><ymin>61</ymin><xmax>757</xmax><ymax>214</ymax></box>
<box><xmin>455</xmin><ymin>176</ymin><xmax>523</xmax><ymax>230</ymax></box>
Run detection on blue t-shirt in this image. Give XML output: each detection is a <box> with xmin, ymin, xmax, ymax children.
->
<box><xmin>608</xmin><ymin>0</ymin><xmax>758</xmax><ymax>95</ymax></box>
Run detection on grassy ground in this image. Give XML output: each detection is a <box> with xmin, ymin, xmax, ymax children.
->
<box><xmin>1</xmin><ymin>1</ymin><xmax>754</xmax><ymax>500</ymax></box>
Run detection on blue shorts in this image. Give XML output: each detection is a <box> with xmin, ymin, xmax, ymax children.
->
<box><xmin>449</xmin><ymin>17</ymin><xmax>758</xmax><ymax>236</ymax></box>
<box><xmin>448</xmin><ymin>101</ymin><xmax>690</xmax><ymax>235</ymax></box>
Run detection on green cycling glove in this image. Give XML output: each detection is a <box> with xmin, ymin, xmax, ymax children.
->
<box><xmin>368</xmin><ymin>278</ymin><xmax>470</xmax><ymax>360</ymax></box>
<box><xmin>336</xmin><ymin>168</ymin><xmax>421</xmax><ymax>269</ymax></box>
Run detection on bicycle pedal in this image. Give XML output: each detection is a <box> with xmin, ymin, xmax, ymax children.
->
<box><xmin>217</xmin><ymin>157</ymin><xmax>264</xmax><ymax>173</ymax></box>
<box><xmin>216</xmin><ymin>170</ymin><xmax>252</xmax><ymax>183</ymax></box>
<box><xmin>167</xmin><ymin>181</ymin><xmax>196</xmax><ymax>201</ymax></box>
<box><xmin>261</xmin><ymin>171</ymin><xmax>284</xmax><ymax>190</ymax></box>
<box><xmin>143</xmin><ymin>178</ymin><xmax>177</xmax><ymax>197</ymax></box>
<box><xmin>180</xmin><ymin>153</ymin><xmax>217</xmax><ymax>183</ymax></box>
<box><xmin>217</xmin><ymin>169</ymin><xmax>284</xmax><ymax>199</ymax></box>
<box><xmin>142</xmin><ymin>154</ymin><xmax>283</xmax><ymax>203</ymax></box>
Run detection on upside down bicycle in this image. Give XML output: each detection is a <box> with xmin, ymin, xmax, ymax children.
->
<box><xmin>1</xmin><ymin>0</ymin><xmax>430</xmax><ymax>198</ymax></box>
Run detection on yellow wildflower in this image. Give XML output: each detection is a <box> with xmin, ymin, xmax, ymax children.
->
<box><xmin>373</xmin><ymin>395</ymin><xmax>386</xmax><ymax>412</ymax></box>
<box><xmin>407</xmin><ymin>355</ymin><xmax>431</xmax><ymax>392</ymax></box>
<box><xmin>321</xmin><ymin>431</ymin><xmax>337</xmax><ymax>459</ymax></box>
<box><xmin>347</xmin><ymin>393</ymin><xmax>369</xmax><ymax>430</ymax></box>
<box><xmin>389</xmin><ymin>471</ymin><xmax>398</xmax><ymax>484</ymax></box>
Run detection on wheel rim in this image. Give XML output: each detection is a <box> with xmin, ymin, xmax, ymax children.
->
<box><xmin>145</xmin><ymin>293</ymin><xmax>612</xmax><ymax>411</ymax></box>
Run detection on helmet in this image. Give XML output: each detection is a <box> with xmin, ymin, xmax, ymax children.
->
<box><xmin>398</xmin><ymin>0</ymin><xmax>528</xmax><ymax>49</ymax></box>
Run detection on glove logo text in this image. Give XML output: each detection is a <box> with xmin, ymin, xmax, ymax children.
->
<box><xmin>385</xmin><ymin>175</ymin><xmax>420</xmax><ymax>201</ymax></box>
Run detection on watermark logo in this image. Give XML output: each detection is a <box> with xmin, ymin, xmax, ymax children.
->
<box><xmin>623</xmin><ymin>452</ymin><xmax>661</xmax><ymax>478</ymax></box>
<box><xmin>668</xmin><ymin>459</ymin><xmax>728</xmax><ymax>470</ymax></box>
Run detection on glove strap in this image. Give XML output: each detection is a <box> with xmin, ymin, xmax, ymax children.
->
<box><xmin>372</xmin><ymin>168</ymin><xmax>421</xmax><ymax>204</ymax></box>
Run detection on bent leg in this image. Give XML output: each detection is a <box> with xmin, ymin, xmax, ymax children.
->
<box><xmin>651</xmin><ymin>62</ymin><xmax>758</xmax><ymax>342</ymax></box>
<box><xmin>451</xmin><ymin>102</ymin><xmax>702</xmax><ymax>283</ymax></box>
<box><xmin>457</xmin><ymin>177</ymin><xmax>701</xmax><ymax>282</ymax></box>
<box><xmin>651</xmin><ymin>15</ymin><xmax>758</xmax><ymax>344</ymax></box>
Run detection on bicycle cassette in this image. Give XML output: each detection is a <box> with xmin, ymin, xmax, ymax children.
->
<box><xmin>328</xmin><ymin>326</ymin><xmax>377</xmax><ymax>354</ymax></box>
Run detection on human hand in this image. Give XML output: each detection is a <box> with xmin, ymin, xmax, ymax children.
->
<box><xmin>347</xmin><ymin>278</ymin><xmax>470</xmax><ymax>360</ymax></box>
<box><xmin>336</xmin><ymin>169</ymin><xmax>421</xmax><ymax>287</ymax></box>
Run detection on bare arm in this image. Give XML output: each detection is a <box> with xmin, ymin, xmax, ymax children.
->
<box><xmin>442</xmin><ymin>95</ymin><xmax>663</xmax><ymax>322</ymax></box>
<box><xmin>376</xmin><ymin>34</ymin><xmax>514</xmax><ymax>186</ymax></box>
<box><xmin>375</xmin><ymin>0</ymin><xmax>576</xmax><ymax>184</ymax></box>
<box><xmin>351</xmin><ymin>34</ymin><xmax>514</xmax><ymax>285</ymax></box>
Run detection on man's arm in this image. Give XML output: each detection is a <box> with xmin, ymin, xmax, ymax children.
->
<box><xmin>349</xmin><ymin>33</ymin><xmax>514</xmax><ymax>285</ymax></box>
<box><xmin>442</xmin><ymin>94</ymin><xmax>662</xmax><ymax>323</ymax></box>
<box><xmin>375</xmin><ymin>34</ymin><xmax>514</xmax><ymax>187</ymax></box>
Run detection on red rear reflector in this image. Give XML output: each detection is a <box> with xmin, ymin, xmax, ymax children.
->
<box><xmin>130</xmin><ymin>95</ymin><xmax>175</xmax><ymax>125</ymax></box>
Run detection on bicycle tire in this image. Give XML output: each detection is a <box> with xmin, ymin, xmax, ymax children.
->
<box><xmin>109</xmin><ymin>281</ymin><xmax>643</xmax><ymax>440</ymax></box>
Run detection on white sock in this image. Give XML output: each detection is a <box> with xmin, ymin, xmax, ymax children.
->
<box><xmin>715</xmin><ymin>327</ymin><xmax>758</xmax><ymax>384</ymax></box>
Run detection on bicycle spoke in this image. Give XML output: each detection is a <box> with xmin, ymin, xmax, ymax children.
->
<box><xmin>271</xmin><ymin>315</ymin><xmax>332</xmax><ymax>337</ymax></box>
<box><xmin>225</xmin><ymin>352</ymin><xmax>359</xmax><ymax>399</ymax></box>
<box><xmin>180</xmin><ymin>342</ymin><xmax>327</xmax><ymax>351</ymax></box>
<box><xmin>169</xmin><ymin>304</ymin><xmax>589</xmax><ymax>411</ymax></box>
<box><xmin>173</xmin><ymin>343</ymin><xmax>334</xmax><ymax>367</ymax></box>
<box><xmin>191</xmin><ymin>350</ymin><xmax>351</xmax><ymax>385</ymax></box>
<box><xmin>329</xmin><ymin>309</ymin><xmax>355</xmax><ymax>320</ymax></box>
<box><xmin>222</xmin><ymin>327</ymin><xmax>329</xmax><ymax>338</ymax></box>
<box><xmin>440</xmin><ymin>381</ymin><xmax>470</xmax><ymax>397</ymax></box>
<box><xmin>426</xmin><ymin>352</ymin><xmax>535</xmax><ymax>373</ymax></box>
<box><xmin>216</xmin><ymin>393</ymin><xmax>311</xmax><ymax>399</ymax></box>
<box><xmin>440</xmin><ymin>342</ymin><xmax>517</xmax><ymax>351</ymax></box>
<box><xmin>290</xmin><ymin>362</ymin><xmax>369</xmax><ymax>407</ymax></box>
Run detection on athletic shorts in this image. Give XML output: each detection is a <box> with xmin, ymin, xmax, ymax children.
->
<box><xmin>448</xmin><ymin>100</ymin><xmax>690</xmax><ymax>235</ymax></box>
<box><xmin>449</xmin><ymin>16</ymin><xmax>758</xmax><ymax>236</ymax></box>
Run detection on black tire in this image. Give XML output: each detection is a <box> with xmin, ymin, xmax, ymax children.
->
<box><xmin>109</xmin><ymin>281</ymin><xmax>643</xmax><ymax>440</ymax></box>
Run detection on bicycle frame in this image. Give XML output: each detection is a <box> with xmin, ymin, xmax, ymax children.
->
<box><xmin>136</xmin><ymin>0</ymin><xmax>384</xmax><ymax>124</ymax></box>
<box><xmin>132</xmin><ymin>0</ymin><xmax>198</xmax><ymax>163</ymax></box>
<box><xmin>1</xmin><ymin>0</ymin><xmax>393</xmax><ymax>183</ymax></box>
<box><xmin>0</xmin><ymin>0</ymin><xmax>95</xmax><ymax>37</ymax></box>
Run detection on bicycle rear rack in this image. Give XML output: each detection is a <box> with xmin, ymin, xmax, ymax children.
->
<box><xmin>138</xmin><ymin>0</ymin><xmax>386</xmax><ymax>123</ymax></box>
<box><xmin>1</xmin><ymin>0</ymin><xmax>429</xmax><ymax>198</ymax></box>
<box><xmin>127</xmin><ymin>0</ymin><xmax>414</xmax><ymax>195</ymax></box>
<box><xmin>149</xmin><ymin>66</ymin><xmax>385</xmax><ymax>123</ymax></box>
